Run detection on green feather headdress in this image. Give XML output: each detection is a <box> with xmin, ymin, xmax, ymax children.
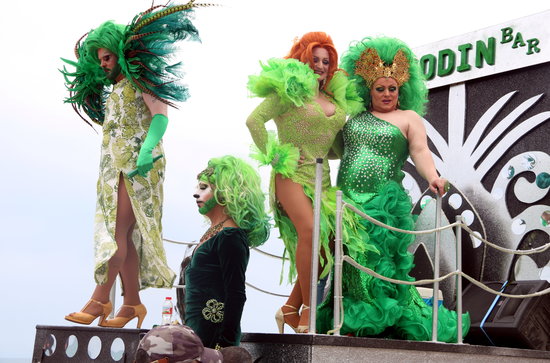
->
<box><xmin>61</xmin><ymin>0</ymin><xmax>214</xmax><ymax>127</ymax></box>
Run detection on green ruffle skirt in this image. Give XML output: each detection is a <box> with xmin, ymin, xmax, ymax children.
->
<box><xmin>316</xmin><ymin>181</ymin><xmax>470</xmax><ymax>342</ymax></box>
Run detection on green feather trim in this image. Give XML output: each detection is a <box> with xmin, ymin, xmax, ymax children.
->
<box><xmin>326</xmin><ymin>71</ymin><xmax>366</xmax><ymax>117</ymax></box>
<box><xmin>250</xmin><ymin>131</ymin><xmax>300</xmax><ymax>178</ymax></box>
<box><xmin>276</xmin><ymin>183</ymin><xmax>377</xmax><ymax>283</ymax></box>
<box><xmin>123</xmin><ymin>4</ymin><xmax>200</xmax><ymax>103</ymax></box>
<box><xmin>247</xmin><ymin>58</ymin><xmax>318</xmax><ymax>107</ymax></box>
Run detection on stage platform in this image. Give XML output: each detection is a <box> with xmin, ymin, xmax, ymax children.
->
<box><xmin>33</xmin><ymin>325</ymin><xmax>550</xmax><ymax>362</ymax></box>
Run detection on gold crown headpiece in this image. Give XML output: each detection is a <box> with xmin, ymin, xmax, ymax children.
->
<box><xmin>355</xmin><ymin>48</ymin><xmax>410</xmax><ymax>88</ymax></box>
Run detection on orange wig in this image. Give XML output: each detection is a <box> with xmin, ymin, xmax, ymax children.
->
<box><xmin>285</xmin><ymin>32</ymin><xmax>338</xmax><ymax>91</ymax></box>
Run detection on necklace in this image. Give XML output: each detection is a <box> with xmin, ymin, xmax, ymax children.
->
<box><xmin>200</xmin><ymin>217</ymin><xmax>230</xmax><ymax>243</ymax></box>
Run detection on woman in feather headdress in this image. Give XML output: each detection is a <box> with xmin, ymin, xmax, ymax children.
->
<box><xmin>61</xmin><ymin>1</ymin><xmax>209</xmax><ymax>328</ymax></box>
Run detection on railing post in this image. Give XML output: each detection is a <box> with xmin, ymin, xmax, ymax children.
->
<box><xmin>432</xmin><ymin>194</ymin><xmax>442</xmax><ymax>342</ymax></box>
<box><xmin>109</xmin><ymin>282</ymin><xmax>116</xmax><ymax>319</ymax></box>
<box><xmin>308</xmin><ymin>158</ymin><xmax>323</xmax><ymax>334</ymax></box>
<box><xmin>333</xmin><ymin>190</ymin><xmax>343</xmax><ymax>336</ymax></box>
<box><xmin>456</xmin><ymin>215</ymin><xmax>463</xmax><ymax>344</ymax></box>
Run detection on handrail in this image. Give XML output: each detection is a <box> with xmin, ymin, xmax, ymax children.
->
<box><xmin>157</xmin><ymin>176</ymin><xmax>550</xmax><ymax>343</ymax></box>
<box><xmin>163</xmin><ymin>238</ymin><xmax>287</xmax><ymax>260</ymax></box>
<box><xmin>432</xmin><ymin>194</ymin><xmax>442</xmax><ymax>342</ymax></box>
<box><xmin>340</xmin><ymin>256</ymin><xmax>550</xmax><ymax>298</ymax></box>
<box><xmin>162</xmin><ymin>240</ymin><xmax>291</xmax><ymax>298</ymax></box>
<box><xmin>344</xmin><ymin>202</ymin><xmax>550</xmax><ymax>255</ymax></box>
<box><xmin>308</xmin><ymin>158</ymin><xmax>324</xmax><ymax>334</ymax></box>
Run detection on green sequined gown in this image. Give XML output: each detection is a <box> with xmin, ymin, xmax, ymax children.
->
<box><xmin>316</xmin><ymin>111</ymin><xmax>470</xmax><ymax>342</ymax></box>
<box><xmin>94</xmin><ymin>78</ymin><xmax>175</xmax><ymax>289</ymax></box>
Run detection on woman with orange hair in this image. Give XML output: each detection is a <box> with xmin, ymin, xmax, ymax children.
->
<box><xmin>246</xmin><ymin>32</ymin><xmax>372</xmax><ymax>333</ymax></box>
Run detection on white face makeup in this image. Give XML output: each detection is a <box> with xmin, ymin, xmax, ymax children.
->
<box><xmin>194</xmin><ymin>181</ymin><xmax>216</xmax><ymax>215</ymax></box>
<box><xmin>312</xmin><ymin>47</ymin><xmax>330</xmax><ymax>83</ymax></box>
<box><xmin>370</xmin><ymin>77</ymin><xmax>399</xmax><ymax>113</ymax></box>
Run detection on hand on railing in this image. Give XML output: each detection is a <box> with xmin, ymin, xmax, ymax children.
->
<box><xmin>429</xmin><ymin>177</ymin><xmax>450</xmax><ymax>196</ymax></box>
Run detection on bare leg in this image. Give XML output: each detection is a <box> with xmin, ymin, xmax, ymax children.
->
<box><xmin>281</xmin><ymin>281</ymin><xmax>302</xmax><ymax>328</ymax></box>
<box><xmin>275</xmin><ymin>174</ymin><xmax>314</xmax><ymax>329</ymax></box>
<box><xmin>81</xmin><ymin>174</ymin><xmax>137</xmax><ymax>316</ymax></box>
<box><xmin>117</xmin><ymin>217</ymin><xmax>142</xmax><ymax>317</ymax></box>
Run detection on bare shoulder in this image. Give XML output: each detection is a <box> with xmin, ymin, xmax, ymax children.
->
<box><xmin>142</xmin><ymin>92</ymin><xmax>168</xmax><ymax>116</ymax></box>
<box><xmin>400</xmin><ymin>109</ymin><xmax>421</xmax><ymax>120</ymax></box>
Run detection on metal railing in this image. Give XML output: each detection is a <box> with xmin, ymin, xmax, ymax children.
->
<box><xmin>112</xmin><ymin>156</ymin><xmax>550</xmax><ymax>343</ymax></box>
<box><xmin>330</xmin><ymin>189</ymin><xmax>550</xmax><ymax>342</ymax></box>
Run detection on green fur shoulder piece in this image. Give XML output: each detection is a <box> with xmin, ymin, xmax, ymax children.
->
<box><xmin>326</xmin><ymin>71</ymin><xmax>365</xmax><ymax>117</ymax></box>
<box><xmin>247</xmin><ymin>58</ymin><xmax>318</xmax><ymax>107</ymax></box>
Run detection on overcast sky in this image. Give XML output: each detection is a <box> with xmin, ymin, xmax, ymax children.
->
<box><xmin>1</xmin><ymin>0</ymin><xmax>548</xmax><ymax>360</ymax></box>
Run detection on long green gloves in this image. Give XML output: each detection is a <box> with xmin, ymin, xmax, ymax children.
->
<box><xmin>136</xmin><ymin>113</ymin><xmax>168</xmax><ymax>177</ymax></box>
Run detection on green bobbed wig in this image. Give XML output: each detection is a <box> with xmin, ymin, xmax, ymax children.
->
<box><xmin>340</xmin><ymin>36</ymin><xmax>428</xmax><ymax>116</ymax></box>
<box><xmin>198</xmin><ymin>156</ymin><xmax>271</xmax><ymax>248</ymax></box>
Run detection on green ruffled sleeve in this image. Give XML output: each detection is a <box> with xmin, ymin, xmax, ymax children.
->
<box><xmin>327</xmin><ymin>71</ymin><xmax>365</xmax><ymax>117</ymax></box>
<box><xmin>250</xmin><ymin>131</ymin><xmax>300</xmax><ymax>178</ymax></box>
<box><xmin>247</xmin><ymin>58</ymin><xmax>318</xmax><ymax>107</ymax></box>
<box><xmin>246</xmin><ymin>59</ymin><xmax>313</xmax><ymax>177</ymax></box>
<box><xmin>245</xmin><ymin>95</ymin><xmax>300</xmax><ymax>178</ymax></box>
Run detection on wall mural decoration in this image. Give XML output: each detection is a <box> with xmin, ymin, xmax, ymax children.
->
<box><xmin>404</xmin><ymin>62</ymin><xmax>550</xmax><ymax>304</ymax></box>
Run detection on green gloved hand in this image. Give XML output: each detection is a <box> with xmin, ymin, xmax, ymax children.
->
<box><xmin>136</xmin><ymin>113</ymin><xmax>168</xmax><ymax>177</ymax></box>
<box><xmin>128</xmin><ymin>155</ymin><xmax>164</xmax><ymax>179</ymax></box>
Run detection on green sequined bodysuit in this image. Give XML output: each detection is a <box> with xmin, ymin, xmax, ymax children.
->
<box><xmin>246</xmin><ymin>58</ymin><xmax>370</xmax><ymax>282</ymax></box>
<box><xmin>316</xmin><ymin>112</ymin><xmax>470</xmax><ymax>342</ymax></box>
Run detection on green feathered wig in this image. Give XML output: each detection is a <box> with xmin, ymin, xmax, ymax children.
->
<box><xmin>198</xmin><ymin>156</ymin><xmax>271</xmax><ymax>248</ymax></box>
<box><xmin>340</xmin><ymin>36</ymin><xmax>428</xmax><ymax>116</ymax></box>
<box><xmin>61</xmin><ymin>1</ymin><xmax>204</xmax><ymax>127</ymax></box>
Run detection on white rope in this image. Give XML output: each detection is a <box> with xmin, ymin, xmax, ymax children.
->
<box><xmin>251</xmin><ymin>247</ymin><xmax>287</xmax><ymax>260</ymax></box>
<box><xmin>344</xmin><ymin>202</ymin><xmax>550</xmax><ymax>255</ymax></box>
<box><xmin>460</xmin><ymin>223</ymin><xmax>550</xmax><ymax>255</ymax></box>
<box><xmin>342</xmin><ymin>256</ymin><xmax>550</xmax><ymax>299</ymax></box>
<box><xmin>164</xmin><ymin>238</ymin><xmax>287</xmax><ymax>260</ymax></box>
<box><xmin>163</xmin><ymin>238</ymin><xmax>198</xmax><ymax>246</ymax></box>
<box><xmin>245</xmin><ymin>282</ymin><xmax>290</xmax><ymax>298</ymax></box>
<box><xmin>345</xmin><ymin>202</ymin><xmax>461</xmax><ymax>235</ymax></box>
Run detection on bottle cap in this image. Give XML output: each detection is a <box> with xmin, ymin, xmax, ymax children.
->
<box><xmin>166</xmin><ymin>297</ymin><xmax>172</xmax><ymax>300</ymax></box>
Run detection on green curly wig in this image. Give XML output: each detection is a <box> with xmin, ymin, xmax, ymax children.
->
<box><xmin>340</xmin><ymin>36</ymin><xmax>428</xmax><ymax>116</ymax></box>
<box><xmin>198</xmin><ymin>156</ymin><xmax>271</xmax><ymax>248</ymax></box>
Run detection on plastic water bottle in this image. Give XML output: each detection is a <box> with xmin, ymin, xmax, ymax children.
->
<box><xmin>161</xmin><ymin>297</ymin><xmax>173</xmax><ymax>325</ymax></box>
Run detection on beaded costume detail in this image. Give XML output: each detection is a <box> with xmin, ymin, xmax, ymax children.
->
<box><xmin>247</xmin><ymin>59</ymin><xmax>371</xmax><ymax>281</ymax></box>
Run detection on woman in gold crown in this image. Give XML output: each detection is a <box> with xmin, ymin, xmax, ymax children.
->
<box><xmin>316</xmin><ymin>36</ymin><xmax>470</xmax><ymax>341</ymax></box>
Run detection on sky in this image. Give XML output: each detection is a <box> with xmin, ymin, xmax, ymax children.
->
<box><xmin>0</xmin><ymin>0</ymin><xmax>548</xmax><ymax>360</ymax></box>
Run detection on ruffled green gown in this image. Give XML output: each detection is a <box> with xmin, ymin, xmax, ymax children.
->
<box><xmin>316</xmin><ymin>111</ymin><xmax>470</xmax><ymax>342</ymax></box>
<box><xmin>246</xmin><ymin>58</ymin><xmax>372</xmax><ymax>281</ymax></box>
